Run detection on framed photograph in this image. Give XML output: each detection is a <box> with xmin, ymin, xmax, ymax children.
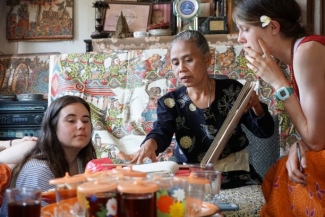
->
<box><xmin>198</xmin><ymin>16</ymin><xmax>228</xmax><ymax>34</ymax></box>
<box><xmin>148</xmin><ymin>2</ymin><xmax>176</xmax><ymax>35</ymax></box>
<box><xmin>103</xmin><ymin>2</ymin><xmax>152</xmax><ymax>33</ymax></box>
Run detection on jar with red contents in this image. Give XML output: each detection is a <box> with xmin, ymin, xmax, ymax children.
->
<box><xmin>117</xmin><ymin>177</ymin><xmax>158</xmax><ymax>217</ymax></box>
<box><xmin>77</xmin><ymin>180</ymin><xmax>118</xmax><ymax>217</ymax></box>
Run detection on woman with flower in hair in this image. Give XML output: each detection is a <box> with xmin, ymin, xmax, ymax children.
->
<box><xmin>233</xmin><ymin>0</ymin><xmax>325</xmax><ymax>216</ymax></box>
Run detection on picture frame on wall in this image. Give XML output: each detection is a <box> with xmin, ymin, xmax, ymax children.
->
<box><xmin>147</xmin><ymin>2</ymin><xmax>176</xmax><ymax>35</ymax></box>
<box><xmin>198</xmin><ymin>0</ymin><xmax>214</xmax><ymax>18</ymax></box>
<box><xmin>6</xmin><ymin>0</ymin><xmax>74</xmax><ymax>41</ymax></box>
<box><xmin>103</xmin><ymin>2</ymin><xmax>152</xmax><ymax>33</ymax></box>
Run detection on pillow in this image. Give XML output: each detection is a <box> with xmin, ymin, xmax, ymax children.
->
<box><xmin>0</xmin><ymin>164</ymin><xmax>11</xmax><ymax>206</ymax></box>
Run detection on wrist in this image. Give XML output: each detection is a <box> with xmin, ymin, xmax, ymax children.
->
<box><xmin>274</xmin><ymin>87</ymin><xmax>294</xmax><ymax>101</ymax></box>
<box><xmin>145</xmin><ymin>138</ymin><xmax>157</xmax><ymax>151</ymax></box>
<box><xmin>272</xmin><ymin>80</ymin><xmax>291</xmax><ymax>91</ymax></box>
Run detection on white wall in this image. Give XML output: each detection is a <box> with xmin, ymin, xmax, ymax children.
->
<box><xmin>0</xmin><ymin>0</ymin><xmax>95</xmax><ymax>55</ymax></box>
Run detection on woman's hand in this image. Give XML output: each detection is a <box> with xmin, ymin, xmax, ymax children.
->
<box><xmin>244</xmin><ymin>39</ymin><xmax>290</xmax><ymax>90</ymax></box>
<box><xmin>130</xmin><ymin>139</ymin><xmax>158</xmax><ymax>164</ymax></box>
<box><xmin>286</xmin><ymin>140</ymin><xmax>308</xmax><ymax>185</ymax></box>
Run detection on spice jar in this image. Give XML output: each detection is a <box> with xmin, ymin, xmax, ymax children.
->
<box><xmin>117</xmin><ymin>177</ymin><xmax>158</xmax><ymax>217</ymax></box>
<box><xmin>77</xmin><ymin>180</ymin><xmax>118</xmax><ymax>217</ymax></box>
<box><xmin>185</xmin><ymin>173</ymin><xmax>210</xmax><ymax>217</ymax></box>
<box><xmin>49</xmin><ymin>172</ymin><xmax>86</xmax><ymax>216</ymax></box>
<box><xmin>149</xmin><ymin>174</ymin><xmax>187</xmax><ymax>217</ymax></box>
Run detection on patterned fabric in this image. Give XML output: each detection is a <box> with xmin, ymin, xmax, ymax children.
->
<box><xmin>260</xmin><ymin>151</ymin><xmax>325</xmax><ymax>217</ymax></box>
<box><xmin>220</xmin><ymin>185</ymin><xmax>265</xmax><ymax>217</ymax></box>
<box><xmin>144</xmin><ymin>79</ymin><xmax>274</xmax><ymax>164</ymax></box>
<box><xmin>243</xmin><ymin>115</ymin><xmax>280</xmax><ymax>178</ymax></box>
<box><xmin>48</xmin><ymin>46</ymin><xmax>282</xmax><ymax>160</ymax></box>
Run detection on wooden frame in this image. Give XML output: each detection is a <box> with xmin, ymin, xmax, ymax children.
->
<box><xmin>227</xmin><ymin>0</ymin><xmax>238</xmax><ymax>33</ymax></box>
<box><xmin>6</xmin><ymin>0</ymin><xmax>74</xmax><ymax>41</ymax></box>
<box><xmin>103</xmin><ymin>2</ymin><xmax>152</xmax><ymax>33</ymax></box>
<box><xmin>198</xmin><ymin>0</ymin><xmax>214</xmax><ymax>18</ymax></box>
<box><xmin>149</xmin><ymin>2</ymin><xmax>176</xmax><ymax>35</ymax></box>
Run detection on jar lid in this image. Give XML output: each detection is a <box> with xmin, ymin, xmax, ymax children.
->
<box><xmin>187</xmin><ymin>173</ymin><xmax>209</xmax><ymax>184</ymax></box>
<box><xmin>175</xmin><ymin>173</ymin><xmax>209</xmax><ymax>185</ymax></box>
<box><xmin>117</xmin><ymin>178</ymin><xmax>158</xmax><ymax>194</ymax></box>
<box><xmin>49</xmin><ymin>172</ymin><xmax>86</xmax><ymax>185</ymax></box>
<box><xmin>82</xmin><ymin>169</ymin><xmax>113</xmax><ymax>178</ymax></box>
<box><xmin>78</xmin><ymin>181</ymin><xmax>117</xmax><ymax>194</ymax></box>
<box><xmin>112</xmin><ymin>166</ymin><xmax>146</xmax><ymax>178</ymax></box>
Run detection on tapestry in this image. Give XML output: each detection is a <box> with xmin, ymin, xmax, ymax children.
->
<box><xmin>0</xmin><ymin>53</ymin><xmax>57</xmax><ymax>98</ymax></box>
<box><xmin>6</xmin><ymin>0</ymin><xmax>73</xmax><ymax>41</ymax></box>
<box><xmin>48</xmin><ymin>46</ymin><xmax>295</xmax><ymax>161</ymax></box>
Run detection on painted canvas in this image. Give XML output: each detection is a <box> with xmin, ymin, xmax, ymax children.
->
<box><xmin>6</xmin><ymin>0</ymin><xmax>73</xmax><ymax>41</ymax></box>
<box><xmin>0</xmin><ymin>52</ymin><xmax>57</xmax><ymax>98</ymax></box>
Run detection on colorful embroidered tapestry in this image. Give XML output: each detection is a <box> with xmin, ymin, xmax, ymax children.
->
<box><xmin>48</xmin><ymin>46</ymin><xmax>295</xmax><ymax>161</ymax></box>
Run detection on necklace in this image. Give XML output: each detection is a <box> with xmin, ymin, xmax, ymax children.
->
<box><xmin>289</xmin><ymin>38</ymin><xmax>300</xmax><ymax>99</ymax></box>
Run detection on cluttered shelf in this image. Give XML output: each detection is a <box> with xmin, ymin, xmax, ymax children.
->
<box><xmin>84</xmin><ymin>34</ymin><xmax>239</xmax><ymax>52</ymax></box>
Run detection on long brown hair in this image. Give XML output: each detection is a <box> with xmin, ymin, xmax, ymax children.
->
<box><xmin>10</xmin><ymin>95</ymin><xmax>97</xmax><ymax>187</ymax></box>
<box><xmin>232</xmin><ymin>0</ymin><xmax>309</xmax><ymax>38</ymax></box>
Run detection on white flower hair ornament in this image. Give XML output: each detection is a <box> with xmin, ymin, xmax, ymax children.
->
<box><xmin>260</xmin><ymin>15</ymin><xmax>271</xmax><ymax>27</ymax></box>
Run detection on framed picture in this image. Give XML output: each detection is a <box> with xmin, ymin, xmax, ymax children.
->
<box><xmin>148</xmin><ymin>2</ymin><xmax>176</xmax><ymax>35</ymax></box>
<box><xmin>198</xmin><ymin>0</ymin><xmax>214</xmax><ymax>18</ymax></box>
<box><xmin>198</xmin><ymin>16</ymin><xmax>228</xmax><ymax>34</ymax></box>
<box><xmin>103</xmin><ymin>2</ymin><xmax>152</xmax><ymax>33</ymax></box>
<box><xmin>6</xmin><ymin>0</ymin><xmax>73</xmax><ymax>41</ymax></box>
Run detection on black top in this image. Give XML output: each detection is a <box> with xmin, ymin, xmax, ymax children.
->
<box><xmin>143</xmin><ymin>79</ymin><xmax>274</xmax><ymax>164</ymax></box>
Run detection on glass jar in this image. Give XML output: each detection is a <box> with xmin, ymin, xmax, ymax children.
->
<box><xmin>49</xmin><ymin>172</ymin><xmax>86</xmax><ymax>216</ymax></box>
<box><xmin>77</xmin><ymin>180</ymin><xmax>118</xmax><ymax>217</ymax></box>
<box><xmin>117</xmin><ymin>178</ymin><xmax>158</xmax><ymax>217</ymax></box>
<box><xmin>149</xmin><ymin>174</ymin><xmax>187</xmax><ymax>217</ymax></box>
